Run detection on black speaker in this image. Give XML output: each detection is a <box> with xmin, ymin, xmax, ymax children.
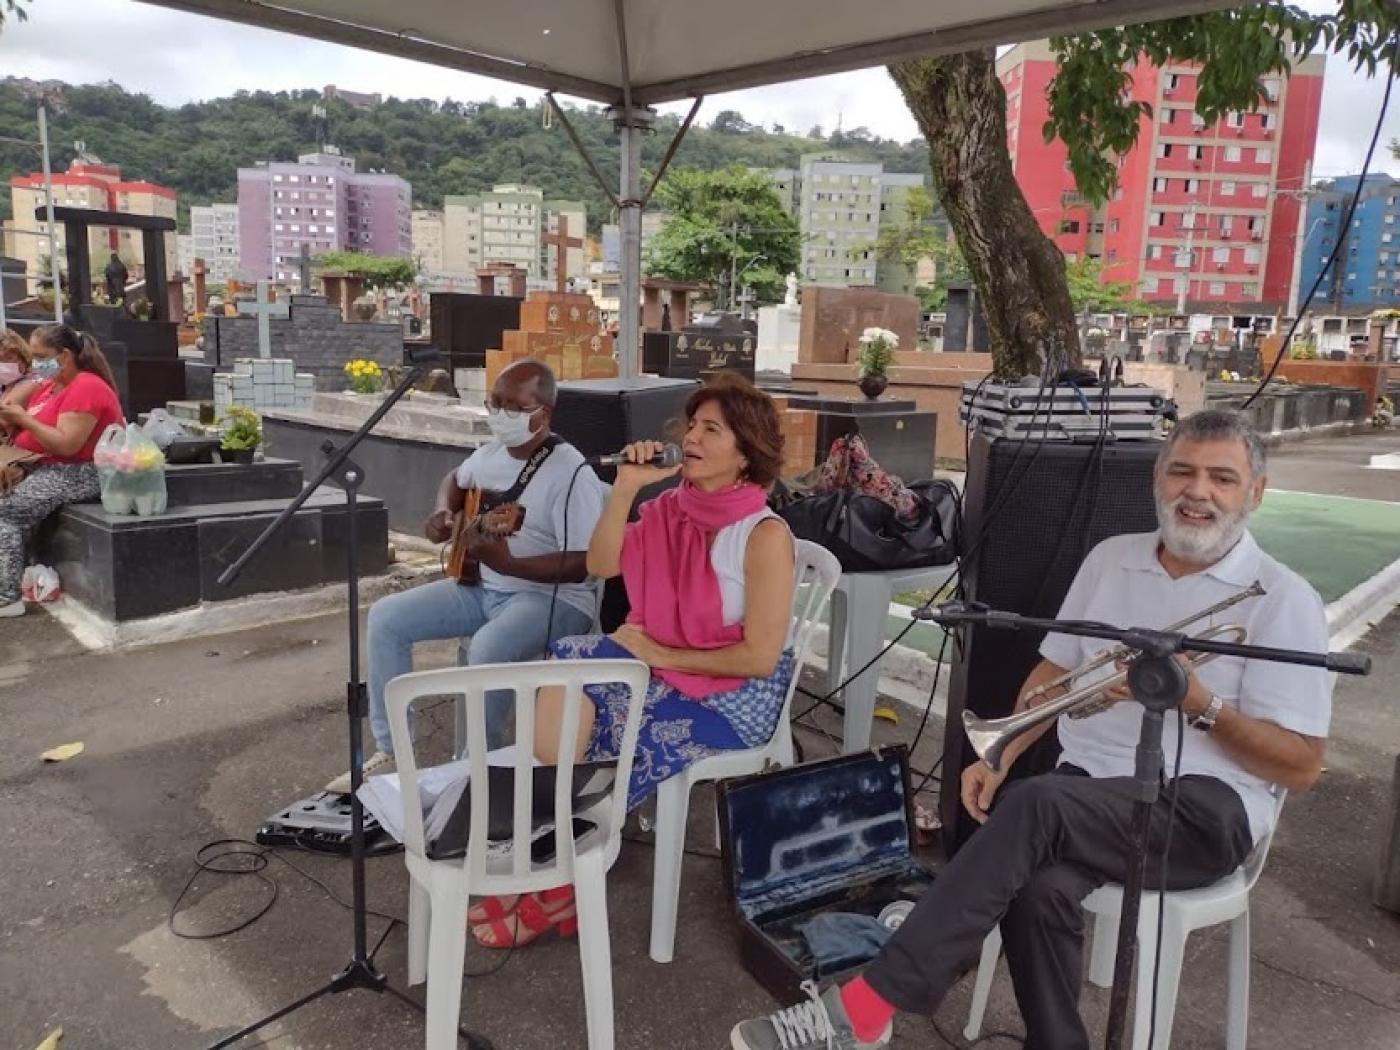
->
<box><xmin>554</xmin><ymin>377</ymin><xmax>699</xmax><ymax>634</ymax></box>
<box><xmin>941</xmin><ymin>433</ymin><xmax>1162</xmax><ymax>853</ymax></box>
<box><xmin>552</xmin><ymin>376</ymin><xmax>698</xmax><ymax>481</ymax></box>
<box><xmin>429</xmin><ymin>293</ymin><xmax>521</xmax><ymax>368</ymax></box>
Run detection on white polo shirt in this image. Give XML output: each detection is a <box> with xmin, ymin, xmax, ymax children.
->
<box><xmin>1039</xmin><ymin>530</ymin><xmax>1332</xmax><ymax>842</ymax></box>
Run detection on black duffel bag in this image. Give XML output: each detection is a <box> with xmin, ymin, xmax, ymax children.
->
<box><xmin>775</xmin><ymin>477</ymin><xmax>960</xmax><ymax>573</ymax></box>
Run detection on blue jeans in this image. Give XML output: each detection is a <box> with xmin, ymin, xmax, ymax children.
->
<box><xmin>366</xmin><ymin>579</ymin><xmax>594</xmax><ymax>753</ymax></box>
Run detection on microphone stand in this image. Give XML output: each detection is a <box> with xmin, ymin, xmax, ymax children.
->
<box><xmin>208</xmin><ymin>355</ymin><xmax>492</xmax><ymax>1049</ymax></box>
<box><xmin>914</xmin><ymin>602</ymin><xmax>1370</xmax><ymax>1050</ymax></box>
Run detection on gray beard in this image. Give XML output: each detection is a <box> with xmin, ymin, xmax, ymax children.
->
<box><xmin>1156</xmin><ymin>495</ymin><xmax>1250</xmax><ymax>566</ymax></box>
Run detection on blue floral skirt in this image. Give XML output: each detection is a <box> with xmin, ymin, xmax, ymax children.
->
<box><xmin>549</xmin><ymin>634</ymin><xmax>795</xmax><ymax>810</ymax></box>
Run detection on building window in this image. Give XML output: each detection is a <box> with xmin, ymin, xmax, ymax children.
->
<box><xmin>1226</xmin><ymin>112</ymin><xmax>1244</xmax><ymax>129</ymax></box>
<box><xmin>1153</xmin><ymin>178</ymin><xmax>1168</xmax><ymax>193</ymax></box>
<box><xmin>1186</xmin><ymin>179</ymin><xmax>1200</xmax><ymax>193</ymax></box>
<box><xmin>1150</xmin><ymin>211</ymin><xmax>1165</xmax><ymax>226</ymax></box>
<box><xmin>1262</xmin><ymin>113</ymin><xmax>1276</xmax><ymax>130</ymax></box>
<box><xmin>1255</xmin><ymin>147</ymin><xmax>1273</xmax><ymax>164</ymax></box>
<box><xmin>1162</xmin><ymin>108</ymin><xmax>1176</xmax><ymax>124</ymax></box>
<box><xmin>1221</xmin><ymin>215</ymin><xmax>1234</xmax><ymax>235</ymax></box>
<box><xmin>1388</xmin><ymin>215</ymin><xmax>1396</xmax><ymax>225</ymax></box>
<box><xmin>1252</xmin><ymin>183</ymin><xmax>1268</xmax><ymax>198</ymax></box>
<box><xmin>1149</xmin><ymin>245</ymin><xmax>1163</xmax><ymax>260</ymax></box>
<box><xmin>1225</xmin><ymin>146</ymin><xmax>1242</xmax><ymax>162</ymax></box>
<box><xmin>1158</xmin><ymin>143</ymin><xmax>1173</xmax><ymax>159</ymax></box>
<box><xmin>1059</xmin><ymin>220</ymin><xmax>1082</xmax><ymax>234</ymax></box>
<box><xmin>1167</xmin><ymin>73</ymin><xmax>1181</xmax><ymax>90</ymax></box>
<box><xmin>1213</xmin><ymin>247</ymin><xmax>1230</xmax><ymax>264</ymax></box>
<box><xmin>1189</xmin><ymin>144</ymin><xmax>1203</xmax><ymax>160</ymax></box>
<box><xmin>1221</xmin><ymin>180</ymin><xmax>1236</xmax><ymax>195</ymax></box>
<box><xmin>1209</xmin><ymin>281</ymin><xmax>1226</xmax><ymax>296</ymax></box>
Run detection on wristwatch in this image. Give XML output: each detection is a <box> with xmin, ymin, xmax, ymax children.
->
<box><xmin>1189</xmin><ymin>693</ymin><xmax>1225</xmax><ymax>732</ymax></box>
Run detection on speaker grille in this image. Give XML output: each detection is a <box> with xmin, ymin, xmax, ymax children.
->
<box><xmin>941</xmin><ymin>434</ymin><xmax>1162</xmax><ymax>852</ymax></box>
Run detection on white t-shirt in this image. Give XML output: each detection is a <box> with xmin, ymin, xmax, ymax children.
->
<box><xmin>1039</xmin><ymin>530</ymin><xmax>1332</xmax><ymax>842</ymax></box>
<box><xmin>454</xmin><ymin>438</ymin><xmax>609</xmax><ymax>618</ymax></box>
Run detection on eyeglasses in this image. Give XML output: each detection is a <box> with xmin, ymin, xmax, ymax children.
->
<box><xmin>485</xmin><ymin>396</ymin><xmax>543</xmax><ymax>419</ymax></box>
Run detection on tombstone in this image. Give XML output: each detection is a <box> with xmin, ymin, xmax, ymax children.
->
<box><xmin>192</xmin><ymin>257</ymin><xmax>209</xmax><ymax>315</ymax></box>
<box><xmin>476</xmin><ymin>263</ymin><xmax>528</xmax><ymax>298</ymax></box>
<box><xmin>643</xmin><ymin>313</ymin><xmax>756</xmax><ymax>381</ymax></box>
<box><xmin>757</xmin><ymin>295</ymin><xmax>803</xmax><ymax>374</ymax></box>
<box><xmin>943</xmin><ymin>283</ymin><xmax>972</xmax><ymax>352</ymax></box>
<box><xmin>970</xmin><ymin>291</ymin><xmax>991</xmax><ymax>352</ymax></box>
<box><xmin>320</xmin><ymin>272</ymin><xmax>367</xmax><ymax>322</ymax></box>
<box><xmin>1163</xmin><ymin>332</ymin><xmax>1182</xmax><ymax>365</ymax></box>
<box><xmin>0</xmin><ymin>256</ymin><xmax>25</xmax><ymax>314</ymax></box>
<box><xmin>798</xmin><ymin>286</ymin><xmax>920</xmax><ymax>365</ymax></box>
<box><xmin>487</xmin><ymin>290</ymin><xmax>617</xmax><ymax>388</ymax></box>
<box><xmin>641</xmin><ymin>278</ymin><xmax>698</xmax><ymax>332</ymax></box>
<box><xmin>167</xmin><ymin>272</ymin><xmax>187</xmax><ymax>324</ymax></box>
<box><xmin>297</xmin><ymin>244</ymin><xmax>315</xmax><ymax>294</ymax></box>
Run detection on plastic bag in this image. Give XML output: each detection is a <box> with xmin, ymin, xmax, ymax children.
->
<box><xmin>141</xmin><ymin>408</ymin><xmax>186</xmax><ymax>450</ymax></box>
<box><xmin>93</xmin><ymin>422</ymin><xmax>168</xmax><ymax>517</ymax></box>
<box><xmin>22</xmin><ymin>564</ymin><xmax>61</xmax><ymax>603</ymax></box>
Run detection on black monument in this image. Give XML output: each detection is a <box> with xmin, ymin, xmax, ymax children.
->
<box><xmin>429</xmin><ymin>292</ymin><xmax>522</xmax><ymax>370</ymax></box>
<box><xmin>643</xmin><ymin>313</ymin><xmax>756</xmax><ymax>381</ymax></box>
<box><xmin>36</xmin><ymin>205</ymin><xmax>186</xmax><ymax>416</ymax></box>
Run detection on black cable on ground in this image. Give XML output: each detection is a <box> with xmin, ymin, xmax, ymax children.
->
<box><xmin>169</xmin><ymin>837</ymin><xmax>518</xmax><ymax>979</ymax></box>
<box><xmin>1242</xmin><ymin>40</ymin><xmax>1396</xmax><ymax>411</ymax></box>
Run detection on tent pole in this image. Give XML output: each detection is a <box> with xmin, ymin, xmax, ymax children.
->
<box><xmin>611</xmin><ymin>105</ymin><xmax>654</xmax><ymax>378</ymax></box>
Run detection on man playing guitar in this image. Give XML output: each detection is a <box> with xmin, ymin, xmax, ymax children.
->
<box><xmin>326</xmin><ymin>358</ymin><xmax>608</xmax><ymax>792</ymax></box>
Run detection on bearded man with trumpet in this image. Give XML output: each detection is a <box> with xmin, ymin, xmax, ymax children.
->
<box><xmin>730</xmin><ymin>410</ymin><xmax>1332</xmax><ymax>1050</ymax></box>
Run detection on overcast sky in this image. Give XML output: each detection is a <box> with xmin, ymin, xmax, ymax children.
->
<box><xmin>1</xmin><ymin>0</ymin><xmax>1397</xmax><ymax>181</ymax></box>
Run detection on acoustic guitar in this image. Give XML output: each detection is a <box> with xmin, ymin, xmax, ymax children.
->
<box><xmin>445</xmin><ymin>487</ymin><xmax>527</xmax><ymax>585</ymax></box>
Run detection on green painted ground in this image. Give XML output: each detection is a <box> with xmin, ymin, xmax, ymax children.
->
<box><xmin>1250</xmin><ymin>489</ymin><xmax>1400</xmax><ymax>604</ymax></box>
<box><xmin>874</xmin><ymin>488</ymin><xmax>1400</xmax><ymax>658</ymax></box>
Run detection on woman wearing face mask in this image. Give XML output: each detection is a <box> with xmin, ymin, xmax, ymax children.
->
<box><xmin>0</xmin><ymin>324</ymin><xmax>124</xmax><ymax>617</ymax></box>
<box><xmin>0</xmin><ymin>328</ymin><xmax>37</xmax><ymax>412</ymax></box>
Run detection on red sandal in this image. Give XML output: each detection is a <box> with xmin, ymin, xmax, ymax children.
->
<box><xmin>467</xmin><ymin>894</ymin><xmax>520</xmax><ymax>926</ymax></box>
<box><xmin>471</xmin><ymin>886</ymin><xmax>576</xmax><ymax>950</ymax></box>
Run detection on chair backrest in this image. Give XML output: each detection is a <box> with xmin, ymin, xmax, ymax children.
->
<box><xmin>385</xmin><ymin>658</ymin><xmax>651</xmax><ymax>891</ymax></box>
<box><xmin>1241</xmin><ymin>787</ymin><xmax>1288</xmax><ymax>890</ymax></box>
<box><xmin>784</xmin><ymin>539</ymin><xmax>842</xmax><ymax>706</ymax></box>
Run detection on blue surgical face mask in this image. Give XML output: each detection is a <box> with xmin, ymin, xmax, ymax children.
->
<box><xmin>31</xmin><ymin>357</ymin><xmax>60</xmax><ymax>379</ymax></box>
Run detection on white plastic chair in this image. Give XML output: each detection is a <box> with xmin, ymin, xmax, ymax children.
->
<box><xmin>648</xmin><ymin>538</ymin><xmax>842</xmax><ymax>963</ymax></box>
<box><xmin>964</xmin><ymin>790</ymin><xmax>1287</xmax><ymax>1050</ymax></box>
<box><xmin>386</xmin><ymin>658</ymin><xmax>651</xmax><ymax>1050</ymax></box>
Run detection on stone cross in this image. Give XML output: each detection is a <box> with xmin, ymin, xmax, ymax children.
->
<box><xmin>298</xmin><ymin>243</ymin><xmax>314</xmax><ymax>294</ymax></box>
<box><xmin>542</xmin><ymin>215</ymin><xmax>583</xmax><ymax>294</ymax></box>
<box><xmin>736</xmin><ymin>284</ymin><xmax>756</xmax><ymax>321</ymax></box>
<box><xmin>248</xmin><ymin>280</ymin><xmax>278</xmax><ymax>358</ymax></box>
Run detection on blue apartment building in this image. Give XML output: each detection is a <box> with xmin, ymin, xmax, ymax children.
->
<box><xmin>1299</xmin><ymin>174</ymin><xmax>1400</xmax><ymax>310</ymax></box>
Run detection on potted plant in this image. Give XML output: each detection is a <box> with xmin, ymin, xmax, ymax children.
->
<box><xmin>856</xmin><ymin>326</ymin><xmax>898</xmax><ymax>399</ymax></box>
<box><xmin>129</xmin><ymin>298</ymin><xmax>153</xmax><ymax>321</ymax></box>
<box><xmin>344</xmin><ymin>357</ymin><xmax>383</xmax><ymax>395</ymax></box>
<box><xmin>219</xmin><ymin>406</ymin><xmax>262</xmax><ymax>464</ymax></box>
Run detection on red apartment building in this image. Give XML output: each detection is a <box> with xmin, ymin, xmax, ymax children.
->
<box><xmin>998</xmin><ymin>40</ymin><xmax>1325</xmax><ymax>312</ymax></box>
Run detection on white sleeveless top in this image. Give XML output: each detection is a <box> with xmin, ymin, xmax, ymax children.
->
<box><xmin>710</xmin><ymin>508</ymin><xmax>788</xmax><ymax>626</ymax></box>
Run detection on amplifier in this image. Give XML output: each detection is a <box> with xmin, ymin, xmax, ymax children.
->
<box><xmin>553</xmin><ymin>376</ymin><xmax>697</xmax><ymax>482</ymax></box>
<box><xmin>941</xmin><ymin>433</ymin><xmax>1162</xmax><ymax>853</ymax></box>
<box><xmin>960</xmin><ymin>381</ymin><xmax>1169</xmax><ymax>441</ymax></box>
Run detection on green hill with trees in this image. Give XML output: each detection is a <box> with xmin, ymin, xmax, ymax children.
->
<box><xmin>0</xmin><ymin>78</ymin><xmax>929</xmax><ymax>233</ymax></box>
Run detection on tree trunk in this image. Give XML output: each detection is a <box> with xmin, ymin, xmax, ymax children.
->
<box><xmin>890</xmin><ymin>51</ymin><xmax>1081</xmax><ymax>378</ymax></box>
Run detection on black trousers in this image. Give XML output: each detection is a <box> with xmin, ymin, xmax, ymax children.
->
<box><xmin>863</xmin><ymin>766</ymin><xmax>1254</xmax><ymax>1050</ymax></box>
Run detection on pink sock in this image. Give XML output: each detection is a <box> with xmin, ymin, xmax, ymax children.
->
<box><xmin>840</xmin><ymin>976</ymin><xmax>895</xmax><ymax>1043</ymax></box>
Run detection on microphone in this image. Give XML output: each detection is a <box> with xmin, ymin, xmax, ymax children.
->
<box><xmin>586</xmin><ymin>443</ymin><xmax>683</xmax><ymax>468</ymax></box>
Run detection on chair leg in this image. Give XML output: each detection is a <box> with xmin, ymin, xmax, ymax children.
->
<box><xmin>424</xmin><ymin>884</ymin><xmax>470</xmax><ymax>1050</ymax></box>
<box><xmin>1225</xmin><ymin>910</ymin><xmax>1251</xmax><ymax>1050</ymax></box>
<box><xmin>964</xmin><ymin>926</ymin><xmax>1003</xmax><ymax>1040</ymax></box>
<box><xmin>574</xmin><ymin>858</ymin><xmax>615</xmax><ymax>1050</ymax></box>
<box><xmin>649</xmin><ymin>774</ymin><xmax>691</xmax><ymax>964</ymax></box>
<box><xmin>1088</xmin><ymin>909</ymin><xmax>1119</xmax><ymax>988</ymax></box>
<box><xmin>1132</xmin><ymin>914</ymin><xmax>1185</xmax><ymax>1050</ymax></box>
<box><xmin>407</xmin><ymin>879</ymin><xmax>430</xmax><ymax>987</ymax></box>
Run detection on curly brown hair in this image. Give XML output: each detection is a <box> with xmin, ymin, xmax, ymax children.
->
<box><xmin>683</xmin><ymin>372</ymin><xmax>785</xmax><ymax>487</ymax></box>
<box><xmin>0</xmin><ymin>328</ymin><xmax>30</xmax><ymax>369</ymax></box>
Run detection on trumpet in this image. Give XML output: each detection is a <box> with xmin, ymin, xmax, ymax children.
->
<box><xmin>1026</xmin><ymin>580</ymin><xmax>1264</xmax><ymax>721</ymax></box>
<box><xmin>962</xmin><ymin>582</ymin><xmax>1266</xmax><ymax>774</ymax></box>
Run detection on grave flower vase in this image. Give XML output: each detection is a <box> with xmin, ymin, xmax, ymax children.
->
<box><xmin>858</xmin><ymin>373</ymin><xmax>888</xmax><ymax>400</ymax></box>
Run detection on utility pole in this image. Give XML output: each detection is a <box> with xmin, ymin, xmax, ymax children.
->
<box><xmin>1287</xmin><ymin>160</ymin><xmax>1314</xmax><ymax>319</ymax></box>
<box><xmin>1175</xmin><ymin>207</ymin><xmax>1198</xmax><ymax>316</ymax></box>
<box><xmin>37</xmin><ymin>104</ymin><xmax>62</xmax><ymax>323</ymax></box>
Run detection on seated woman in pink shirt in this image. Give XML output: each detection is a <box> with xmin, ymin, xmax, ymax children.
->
<box><xmin>0</xmin><ymin>324</ymin><xmax>124</xmax><ymax>617</ymax></box>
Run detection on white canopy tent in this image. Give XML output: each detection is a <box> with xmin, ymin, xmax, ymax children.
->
<box><xmin>138</xmin><ymin>0</ymin><xmax>1236</xmax><ymax>375</ymax></box>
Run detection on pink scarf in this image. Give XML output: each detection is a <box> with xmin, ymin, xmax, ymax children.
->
<box><xmin>619</xmin><ymin>479</ymin><xmax>769</xmax><ymax>698</ymax></box>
